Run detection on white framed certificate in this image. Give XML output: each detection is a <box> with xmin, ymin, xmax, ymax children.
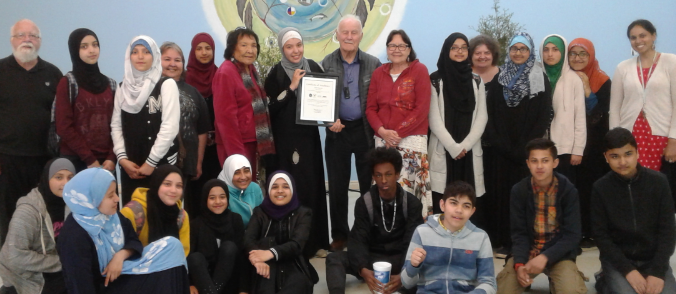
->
<box><xmin>296</xmin><ymin>72</ymin><xmax>340</xmax><ymax>126</ymax></box>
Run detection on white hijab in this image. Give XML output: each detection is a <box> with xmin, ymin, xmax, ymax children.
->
<box><xmin>217</xmin><ymin>154</ymin><xmax>251</xmax><ymax>189</ymax></box>
<box><xmin>117</xmin><ymin>35</ymin><xmax>162</xmax><ymax>114</ymax></box>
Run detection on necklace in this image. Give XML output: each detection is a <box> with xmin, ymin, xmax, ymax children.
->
<box><xmin>636</xmin><ymin>51</ymin><xmax>658</xmax><ymax>118</ymax></box>
<box><xmin>380</xmin><ymin>197</ymin><xmax>397</xmax><ymax>233</ymax></box>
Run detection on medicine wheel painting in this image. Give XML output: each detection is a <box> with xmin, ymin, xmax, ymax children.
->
<box><xmin>205</xmin><ymin>0</ymin><xmax>406</xmax><ymax>60</ymax></box>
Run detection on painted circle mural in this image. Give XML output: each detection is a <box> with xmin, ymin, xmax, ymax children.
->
<box><xmin>208</xmin><ymin>0</ymin><xmax>405</xmax><ymax>60</ymax></box>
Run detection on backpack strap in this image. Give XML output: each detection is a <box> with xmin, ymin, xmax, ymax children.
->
<box><xmin>401</xmin><ymin>188</ymin><xmax>408</xmax><ymax>218</ymax></box>
<box><xmin>363</xmin><ymin>192</ymin><xmax>374</xmax><ymax>225</ymax></box>
<box><xmin>65</xmin><ymin>72</ymin><xmax>79</xmax><ymax>104</ymax></box>
<box><xmin>108</xmin><ymin>77</ymin><xmax>117</xmax><ymax>97</ymax></box>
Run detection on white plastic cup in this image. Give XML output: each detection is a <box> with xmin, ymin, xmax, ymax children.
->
<box><xmin>373</xmin><ymin>261</ymin><xmax>392</xmax><ymax>284</ymax></box>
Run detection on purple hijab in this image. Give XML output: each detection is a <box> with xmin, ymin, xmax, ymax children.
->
<box><xmin>261</xmin><ymin>171</ymin><xmax>300</xmax><ymax>220</ymax></box>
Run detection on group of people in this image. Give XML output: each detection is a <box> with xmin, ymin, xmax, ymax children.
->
<box><xmin>0</xmin><ymin>12</ymin><xmax>674</xmax><ymax>294</ymax></box>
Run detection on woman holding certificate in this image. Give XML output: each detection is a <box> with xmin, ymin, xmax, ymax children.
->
<box><xmin>263</xmin><ymin>27</ymin><xmax>329</xmax><ymax>258</ymax></box>
<box><xmin>365</xmin><ymin>29</ymin><xmax>432</xmax><ymax>217</ymax></box>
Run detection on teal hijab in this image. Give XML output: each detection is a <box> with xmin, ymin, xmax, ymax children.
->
<box><xmin>543</xmin><ymin>36</ymin><xmax>566</xmax><ymax>92</ymax></box>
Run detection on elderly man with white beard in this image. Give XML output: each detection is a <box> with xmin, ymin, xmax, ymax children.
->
<box><xmin>0</xmin><ymin>19</ymin><xmax>62</xmax><ymax>246</ymax></box>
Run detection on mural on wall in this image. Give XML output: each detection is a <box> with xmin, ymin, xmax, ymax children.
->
<box><xmin>204</xmin><ymin>0</ymin><xmax>407</xmax><ymax>60</ymax></box>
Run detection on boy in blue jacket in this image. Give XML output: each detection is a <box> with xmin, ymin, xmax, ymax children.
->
<box><xmin>401</xmin><ymin>181</ymin><xmax>496</xmax><ymax>294</ymax></box>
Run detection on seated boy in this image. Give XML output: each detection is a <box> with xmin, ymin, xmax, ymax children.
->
<box><xmin>592</xmin><ymin>128</ymin><xmax>676</xmax><ymax>294</ymax></box>
<box><xmin>326</xmin><ymin>147</ymin><xmax>423</xmax><ymax>294</ymax></box>
<box><xmin>496</xmin><ymin>138</ymin><xmax>587</xmax><ymax>294</ymax></box>
<box><xmin>401</xmin><ymin>181</ymin><xmax>496</xmax><ymax>293</ymax></box>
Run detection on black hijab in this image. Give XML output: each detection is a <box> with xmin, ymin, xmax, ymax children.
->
<box><xmin>146</xmin><ymin>165</ymin><xmax>183</xmax><ymax>243</ymax></box>
<box><xmin>436</xmin><ymin>33</ymin><xmax>475</xmax><ymax>113</ymax></box>
<box><xmin>68</xmin><ymin>28</ymin><xmax>109</xmax><ymax>94</ymax></box>
<box><xmin>199</xmin><ymin>179</ymin><xmax>233</xmax><ymax>237</ymax></box>
<box><xmin>38</xmin><ymin>158</ymin><xmax>76</xmax><ymax>223</ymax></box>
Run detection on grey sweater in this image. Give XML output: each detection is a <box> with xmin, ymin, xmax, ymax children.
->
<box><xmin>0</xmin><ymin>188</ymin><xmax>64</xmax><ymax>293</ymax></box>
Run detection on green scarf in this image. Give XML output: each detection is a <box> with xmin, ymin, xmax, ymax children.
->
<box><xmin>543</xmin><ymin>36</ymin><xmax>565</xmax><ymax>92</ymax></box>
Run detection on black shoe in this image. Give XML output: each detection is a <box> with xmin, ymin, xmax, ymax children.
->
<box><xmin>0</xmin><ymin>286</ymin><xmax>17</xmax><ymax>294</ymax></box>
<box><xmin>494</xmin><ymin>246</ymin><xmax>510</xmax><ymax>259</ymax></box>
<box><xmin>580</xmin><ymin>237</ymin><xmax>596</xmax><ymax>248</ymax></box>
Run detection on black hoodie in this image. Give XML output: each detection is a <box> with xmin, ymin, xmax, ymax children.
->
<box><xmin>591</xmin><ymin>165</ymin><xmax>675</xmax><ymax>278</ymax></box>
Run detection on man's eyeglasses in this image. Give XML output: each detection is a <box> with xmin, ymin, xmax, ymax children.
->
<box><xmin>12</xmin><ymin>33</ymin><xmax>40</xmax><ymax>40</ymax></box>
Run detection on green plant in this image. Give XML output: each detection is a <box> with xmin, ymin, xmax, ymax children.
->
<box><xmin>255</xmin><ymin>35</ymin><xmax>282</xmax><ymax>84</ymax></box>
<box><xmin>471</xmin><ymin>0</ymin><xmax>525</xmax><ymax>65</ymax></box>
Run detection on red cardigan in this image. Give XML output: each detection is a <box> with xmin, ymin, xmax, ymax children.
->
<box><xmin>366</xmin><ymin>60</ymin><xmax>431</xmax><ymax>138</ymax></box>
<box><xmin>212</xmin><ymin>60</ymin><xmax>261</xmax><ymax>164</ymax></box>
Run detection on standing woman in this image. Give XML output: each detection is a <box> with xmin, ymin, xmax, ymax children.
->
<box><xmin>217</xmin><ymin>154</ymin><xmax>264</xmax><ymax>227</ymax></box>
<box><xmin>243</xmin><ymin>171</ymin><xmax>317</xmax><ymax>293</ymax></box>
<box><xmin>469</xmin><ymin>35</ymin><xmax>501</xmax><ymax>86</ymax></box>
<box><xmin>0</xmin><ymin>158</ymin><xmax>75</xmax><ymax>294</ymax></box>
<box><xmin>568</xmin><ymin>38</ymin><xmax>611</xmax><ymax>245</ymax></box>
<box><xmin>120</xmin><ymin>165</ymin><xmax>190</xmax><ymax>257</ymax></box>
<box><xmin>540</xmin><ymin>34</ymin><xmax>586</xmax><ymax>183</ymax></box>
<box><xmin>160</xmin><ymin>42</ymin><xmax>211</xmax><ymax>218</ymax></box>
<box><xmin>188</xmin><ymin>179</ymin><xmax>244</xmax><ymax>294</ymax></box>
<box><xmin>610</xmin><ymin>19</ymin><xmax>676</xmax><ymax>202</ymax></box>
<box><xmin>213</xmin><ymin>28</ymin><xmax>275</xmax><ymax>180</ymax></box>
<box><xmin>55</xmin><ymin>29</ymin><xmax>116</xmax><ymax>172</ymax></box>
<box><xmin>365</xmin><ymin>29</ymin><xmax>432</xmax><ymax>216</ymax></box>
<box><xmin>111</xmin><ymin>36</ymin><xmax>180</xmax><ymax>203</ymax></box>
<box><xmin>428</xmin><ymin>33</ymin><xmax>487</xmax><ymax>216</ymax></box>
<box><xmin>264</xmin><ymin>27</ymin><xmax>329</xmax><ymax>257</ymax></box>
<box><xmin>58</xmin><ymin>168</ymin><xmax>189</xmax><ymax>294</ymax></box>
<box><xmin>185</xmin><ymin>33</ymin><xmax>222</xmax><ymax>215</ymax></box>
<box><xmin>482</xmin><ymin>32</ymin><xmax>551</xmax><ymax>254</ymax></box>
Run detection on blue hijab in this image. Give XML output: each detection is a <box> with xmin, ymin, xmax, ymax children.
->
<box><xmin>63</xmin><ymin>168</ymin><xmax>186</xmax><ymax>275</ymax></box>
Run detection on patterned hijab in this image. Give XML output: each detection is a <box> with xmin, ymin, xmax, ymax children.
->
<box><xmin>67</xmin><ymin>28</ymin><xmax>109</xmax><ymax>94</ymax></box>
<box><xmin>63</xmin><ymin>168</ymin><xmax>186</xmax><ymax>275</ymax></box>
<box><xmin>498</xmin><ymin>32</ymin><xmax>546</xmax><ymax>107</ymax></box>
<box><xmin>186</xmin><ymin>33</ymin><xmax>218</xmax><ymax>98</ymax></box>
<box><xmin>568</xmin><ymin>38</ymin><xmax>609</xmax><ymax>93</ymax></box>
<box><xmin>117</xmin><ymin>35</ymin><xmax>162</xmax><ymax>114</ymax></box>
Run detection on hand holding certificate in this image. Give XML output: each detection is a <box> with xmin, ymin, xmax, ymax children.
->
<box><xmin>296</xmin><ymin>72</ymin><xmax>340</xmax><ymax>126</ymax></box>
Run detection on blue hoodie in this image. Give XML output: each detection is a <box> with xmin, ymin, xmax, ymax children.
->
<box><xmin>227</xmin><ymin>183</ymin><xmax>263</xmax><ymax>227</ymax></box>
<box><xmin>402</xmin><ymin>215</ymin><xmax>496</xmax><ymax>294</ymax></box>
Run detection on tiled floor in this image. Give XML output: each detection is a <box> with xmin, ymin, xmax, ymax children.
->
<box><xmin>4</xmin><ymin>190</ymin><xmax>675</xmax><ymax>294</ymax></box>
<box><xmin>308</xmin><ymin>190</ymin><xmax>676</xmax><ymax>294</ymax></box>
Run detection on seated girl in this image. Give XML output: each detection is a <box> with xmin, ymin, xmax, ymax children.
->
<box><xmin>217</xmin><ymin>154</ymin><xmax>263</xmax><ymax>227</ymax></box>
<box><xmin>243</xmin><ymin>171</ymin><xmax>318</xmax><ymax>294</ymax></box>
<box><xmin>57</xmin><ymin>168</ymin><xmax>188</xmax><ymax>294</ymax></box>
<box><xmin>188</xmin><ymin>179</ymin><xmax>245</xmax><ymax>294</ymax></box>
<box><xmin>0</xmin><ymin>158</ymin><xmax>75</xmax><ymax>294</ymax></box>
<box><xmin>121</xmin><ymin>165</ymin><xmax>190</xmax><ymax>256</ymax></box>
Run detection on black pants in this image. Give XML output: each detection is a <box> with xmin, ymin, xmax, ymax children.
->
<box><xmin>41</xmin><ymin>271</ymin><xmax>67</xmax><ymax>294</ymax></box>
<box><xmin>325</xmin><ymin>119</ymin><xmax>372</xmax><ymax>241</ymax></box>
<box><xmin>118</xmin><ymin>166</ymin><xmax>150</xmax><ymax>205</ymax></box>
<box><xmin>0</xmin><ymin>154</ymin><xmax>49</xmax><ymax>246</ymax></box>
<box><xmin>661</xmin><ymin>159</ymin><xmax>676</xmax><ymax>210</ymax></box>
<box><xmin>555</xmin><ymin>154</ymin><xmax>577</xmax><ymax>184</ymax></box>
<box><xmin>187</xmin><ymin>241</ymin><xmax>238</xmax><ymax>294</ymax></box>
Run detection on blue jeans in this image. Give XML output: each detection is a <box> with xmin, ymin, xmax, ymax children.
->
<box><xmin>599</xmin><ymin>260</ymin><xmax>676</xmax><ymax>294</ymax></box>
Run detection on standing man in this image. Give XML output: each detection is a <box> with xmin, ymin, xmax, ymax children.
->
<box><xmin>592</xmin><ymin>128</ymin><xmax>676</xmax><ymax>294</ymax></box>
<box><xmin>321</xmin><ymin>14</ymin><xmax>382</xmax><ymax>252</ymax></box>
<box><xmin>0</xmin><ymin>19</ymin><xmax>63</xmax><ymax>245</ymax></box>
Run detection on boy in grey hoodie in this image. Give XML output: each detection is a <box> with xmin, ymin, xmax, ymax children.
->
<box><xmin>402</xmin><ymin>181</ymin><xmax>496</xmax><ymax>294</ymax></box>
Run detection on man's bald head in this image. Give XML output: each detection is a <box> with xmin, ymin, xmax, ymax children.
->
<box><xmin>10</xmin><ymin>19</ymin><xmax>41</xmax><ymax>63</ymax></box>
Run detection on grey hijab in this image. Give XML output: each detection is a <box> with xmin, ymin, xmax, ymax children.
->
<box><xmin>277</xmin><ymin>27</ymin><xmax>310</xmax><ymax>84</ymax></box>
